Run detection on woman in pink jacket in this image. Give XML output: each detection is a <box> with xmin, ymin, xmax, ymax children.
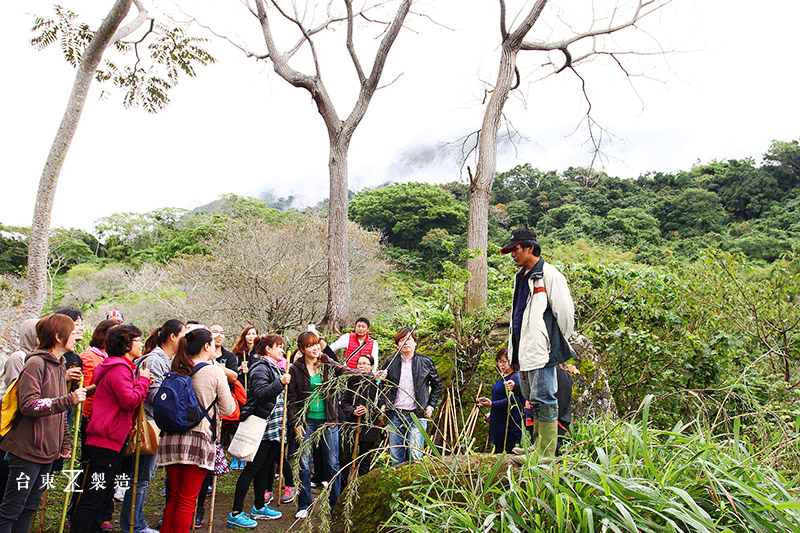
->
<box><xmin>71</xmin><ymin>324</ymin><xmax>152</xmax><ymax>533</ymax></box>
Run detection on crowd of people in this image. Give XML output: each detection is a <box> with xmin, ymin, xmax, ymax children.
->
<box><xmin>0</xmin><ymin>227</ymin><xmax>577</xmax><ymax>532</ymax></box>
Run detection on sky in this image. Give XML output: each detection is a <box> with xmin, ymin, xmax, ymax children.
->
<box><xmin>2</xmin><ymin>0</ymin><xmax>799</xmax><ymax>232</ymax></box>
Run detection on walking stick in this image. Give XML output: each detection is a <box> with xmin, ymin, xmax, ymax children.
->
<box><xmin>58</xmin><ymin>375</ymin><xmax>84</xmax><ymax>533</ymax></box>
<box><xmin>350</xmin><ymin>415</ymin><xmax>362</xmax><ymax>483</ymax></box>
<box><xmin>130</xmin><ymin>403</ymin><xmax>144</xmax><ymax>533</ymax></box>
<box><xmin>37</xmin><ymin>489</ymin><xmax>47</xmax><ymax>533</ymax></box>
<box><xmin>276</xmin><ymin>382</ymin><xmax>288</xmax><ymax>506</ymax></box>
<box><xmin>207</xmin><ymin>474</ymin><xmax>217</xmax><ymax>533</ymax></box>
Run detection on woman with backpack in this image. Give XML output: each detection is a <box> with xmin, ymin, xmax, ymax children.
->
<box><xmin>71</xmin><ymin>324</ymin><xmax>152</xmax><ymax>533</ymax></box>
<box><xmin>157</xmin><ymin>326</ymin><xmax>235</xmax><ymax>533</ymax></box>
<box><xmin>226</xmin><ymin>335</ymin><xmax>290</xmax><ymax>528</ymax></box>
<box><xmin>0</xmin><ymin>314</ymin><xmax>87</xmax><ymax>533</ymax></box>
<box><xmin>120</xmin><ymin>318</ymin><xmax>186</xmax><ymax>533</ymax></box>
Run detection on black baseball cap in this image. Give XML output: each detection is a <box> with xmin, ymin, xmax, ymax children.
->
<box><xmin>500</xmin><ymin>228</ymin><xmax>538</xmax><ymax>254</ymax></box>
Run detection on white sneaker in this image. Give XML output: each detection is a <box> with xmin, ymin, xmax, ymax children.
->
<box><xmin>320</xmin><ymin>481</ymin><xmax>329</xmax><ymax>489</ymax></box>
<box><xmin>114</xmin><ymin>487</ymin><xmax>127</xmax><ymax>501</ymax></box>
<box><xmin>295</xmin><ymin>509</ymin><xmax>309</xmax><ymax>519</ymax></box>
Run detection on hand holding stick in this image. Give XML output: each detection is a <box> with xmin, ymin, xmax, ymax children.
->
<box><xmin>350</xmin><ymin>414</ymin><xmax>363</xmax><ymax>483</ymax></box>
<box><xmin>277</xmin><ymin>381</ymin><xmax>289</xmax><ymax>506</ymax></box>
<box><xmin>58</xmin><ymin>374</ymin><xmax>84</xmax><ymax>533</ymax></box>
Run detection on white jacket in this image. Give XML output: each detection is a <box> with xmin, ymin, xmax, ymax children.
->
<box><xmin>508</xmin><ymin>260</ymin><xmax>575</xmax><ymax>372</ymax></box>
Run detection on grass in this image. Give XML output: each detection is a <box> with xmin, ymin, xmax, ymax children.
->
<box><xmin>382</xmin><ymin>396</ymin><xmax>800</xmax><ymax>532</ymax></box>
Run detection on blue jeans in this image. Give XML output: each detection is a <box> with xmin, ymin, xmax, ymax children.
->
<box><xmin>387</xmin><ymin>411</ymin><xmax>427</xmax><ymax>466</ymax></box>
<box><xmin>120</xmin><ymin>452</ymin><xmax>158</xmax><ymax>533</ymax></box>
<box><xmin>298</xmin><ymin>418</ymin><xmax>340</xmax><ymax>512</ymax></box>
<box><xmin>519</xmin><ymin>366</ymin><xmax>558</xmax><ymax>423</ymax></box>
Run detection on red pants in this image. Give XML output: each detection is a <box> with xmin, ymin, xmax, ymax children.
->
<box><xmin>160</xmin><ymin>464</ymin><xmax>208</xmax><ymax>533</ymax></box>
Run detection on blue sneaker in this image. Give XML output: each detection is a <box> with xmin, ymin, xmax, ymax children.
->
<box><xmin>251</xmin><ymin>504</ymin><xmax>282</xmax><ymax>520</ymax></box>
<box><xmin>227</xmin><ymin>512</ymin><xmax>257</xmax><ymax>529</ymax></box>
<box><xmin>230</xmin><ymin>458</ymin><xmax>240</xmax><ymax>469</ymax></box>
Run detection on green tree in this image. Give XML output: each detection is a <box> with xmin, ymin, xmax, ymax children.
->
<box><xmin>349</xmin><ymin>183</ymin><xmax>467</xmax><ymax>251</ymax></box>
<box><xmin>653</xmin><ymin>187</ymin><xmax>728</xmax><ymax>238</ymax></box>
<box><xmin>21</xmin><ymin>1</ymin><xmax>214</xmax><ymax>318</ymax></box>
<box><xmin>763</xmin><ymin>139</ymin><xmax>800</xmax><ymax>191</ymax></box>
<box><xmin>0</xmin><ymin>226</ymin><xmax>28</xmax><ymax>275</ymax></box>
<box><xmin>602</xmin><ymin>207</ymin><xmax>661</xmax><ymax>247</ymax></box>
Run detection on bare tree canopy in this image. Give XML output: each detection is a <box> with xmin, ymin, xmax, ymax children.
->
<box><xmin>465</xmin><ymin>0</ymin><xmax>672</xmax><ymax>311</ymax></box>
<box><xmin>200</xmin><ymin>0</ymin><xmax>415</xmax><ymax>331</ymax></box>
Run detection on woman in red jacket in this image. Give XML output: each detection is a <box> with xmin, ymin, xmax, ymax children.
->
<box><xmin>71</xmin><ymin>324</ymin><xmax>152</xmax><ymax>533</ymax></box>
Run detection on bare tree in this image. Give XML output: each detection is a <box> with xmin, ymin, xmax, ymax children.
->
<box><xmin>119</xmin><ymin>215</ymin><xmax>391</xmax><ymax>335</ymax></box>
<box><xmin>464</xmin><ymin>0</ymin><xmax>670</xmax><ymax>310</ymax></box>
<box><xmin>246</xmin><ymin>0</ymin><xmax>414</xmax><ymax>331</ymax></box>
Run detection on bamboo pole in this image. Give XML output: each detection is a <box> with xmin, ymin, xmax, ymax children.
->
<box><xmin>37</xmin><ymin>489</ymin><xmax>47</xmax><ymax>533</ymax></box>
<box><xmin>129</xmin><ymin>403</ymin><xmax>144</xmax><ymax>533</ymax></box>
<box><xmin>439</xmin><ymin>392</ymin><xmax>450</xmax><ymax>454</ymax></box>
<box><xmin>207</xmin><ymin>474</ymin><xmax>217</xmax><ymax>533</ymax></box>
<box><xmin>350</xmin><ymin>414</ymin><xmax>363</xmax><ymax>483</ymax></box>
<box><xmin>58</xmin><ymin>375</ymin><xmax>84</xmax><ymax>533</ymax></box>
<box><xmin>276</xmin><ymin>382</ymin><xmax>288</xmax><ymax>506</ymax></box>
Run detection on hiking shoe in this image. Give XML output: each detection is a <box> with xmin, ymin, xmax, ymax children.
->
<box><xmin>227</xmin><ymin>512</ymin><xmax>257</xmax><ymax>529</ymax></box>
<box><xmin>263</xmin><ymin>491</ymin><xmax>273</xmax><ymax>505</ymax></box>
<box><xmin>114</xmin><ymin>486</ymin><xmax>127</xmax><ymax>501</ymax></box>
<box><xmin>101</xmin><ymin>522</ymin><xmax>113</xmax><ymax>532</ymax></box>
<box><xmin>281</xmin><ymin>486</ymin><xmax>296</xmax><ymax>504</ymax></box>
<box><xmin>194</xmin><ymin>511</ymin><xmax>204</xmax><ymax>529</ymax></box>
<box><xmin>251</xmin><ymin>504</ymin><xmax>282</xmax><ymax>520</ymax></box>
<box><xmin>295</xmin><ymin>509</ymin><xmax>309</xmax><ymax>519</ymax></box>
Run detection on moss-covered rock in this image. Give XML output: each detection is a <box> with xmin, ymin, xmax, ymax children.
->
<box><xmin>331</xmin><ymin>454</ymin><xmax>520</xmax><ymax>533</ymax></box>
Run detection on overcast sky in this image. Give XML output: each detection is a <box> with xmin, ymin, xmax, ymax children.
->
<box><xmin>2</xmin><ymin>0</ymin><xmax>799</xmax><ymax>232</ymax></box>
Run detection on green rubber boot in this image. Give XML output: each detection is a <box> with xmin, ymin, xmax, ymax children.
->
<box><xmin>536</xmin><ymin>421</ymin><xmax>558</xmax><ymax>462</ymax></box>
<box><xmin>513</xmin><ymin>419</ymin><xmax>539</xmax><ymax>455</ymax></box>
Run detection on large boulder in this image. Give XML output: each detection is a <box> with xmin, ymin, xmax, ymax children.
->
<box><xmin>569</xmin><ymin>333</ymin><xmax>617</xmax><ymax>420</ymax></box>
<box><xmin>331</xmin><ymin>454</ymin><xmax>520</xmax><ymax>533</ymax></box>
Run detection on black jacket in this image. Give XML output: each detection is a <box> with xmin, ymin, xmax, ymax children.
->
<box><xmin>379</xmin><ymin>352</ymin><xmax>442</xmax><ymax>418</ymax></box>
<box><xmin>240</xmin><ymin>358</ymin><xmax>283</xmax><ymax>421</ymax></box>
<box><xmin>341</xmin><ymin>376</ymin><xmax>381</xmax><ymax>443</ymax></box>
<box><xmin>287</xmin><ymin>353</ymin><xmax>355</xmax><ymax>429</ymax></box>
<box><xmin>217</xmin><ymin>347</ymin><xmax>238</xmax><ymax>374</ymax></box>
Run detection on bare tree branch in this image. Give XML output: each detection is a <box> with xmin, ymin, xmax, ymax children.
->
<box><xmin>345</xmin><ymin>0</ymin><xmax>366</xmax><ymax>83</ymax></box>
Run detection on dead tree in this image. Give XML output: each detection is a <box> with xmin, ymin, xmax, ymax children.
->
<box><xmin>248</xmin><ymin>0</ymin><xmax>414</xmax><ymax>331</ymax></box>
<box><xmin>465</xmin><ymin>0</ymin><xmax>671</xmax><ymax>311</ymax></box>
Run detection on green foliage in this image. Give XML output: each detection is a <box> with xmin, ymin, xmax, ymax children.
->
<box><xmin>349</xmin><ymin>182</ymin><xmax>467</xmax><ymax>251</ymax></box>
<box><xmin>0</xmin><ymin>225</ymin><xmax>28</xmax><ymax>275</ymax></box>
<box><xmin>384</xmin><ymin>398</ymin><xmax>800</xmax><ymax>532</ymax></box>
<box><xmin>30</xmin><ymin>6</ymin><xmax>215</xmax><ymax>113</ymax></box>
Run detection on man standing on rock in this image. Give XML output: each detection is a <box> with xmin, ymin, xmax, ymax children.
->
<box><xmin>501</xmin><ymin>228</ymin><xmax>574</xmax><ymax>461</ymax></box>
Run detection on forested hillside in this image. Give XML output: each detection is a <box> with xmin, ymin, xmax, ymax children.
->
<box><xmin>3</xmin><ymin>140</ymin><xmax>800</xmax><ymax>530</ymax></box>
<box><xmin>2</xmin><ymin>141</ymin><xmax>799</xmax><ymax>425</ymax></box>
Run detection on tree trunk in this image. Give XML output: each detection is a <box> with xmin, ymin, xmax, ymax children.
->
<box><xmin>20</xmin><ymin>0</ymin><xmax>133</xmax><ymax>319</ymax></box>
<box><xmin>465</xmin><ymin>44</ymin><xmax>518</xmax><ymax>311</ymax></box>
<box><xmin>325</xmin><ymin>132</ymin><xmax>352</xmax><ymax>332</ymax></box>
